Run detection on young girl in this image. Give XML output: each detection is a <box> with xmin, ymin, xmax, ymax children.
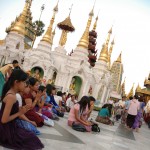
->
<box><xmin>0</xmin><ymin>69</ymin><xmax>44</xmax><ymax>150</ymax></box>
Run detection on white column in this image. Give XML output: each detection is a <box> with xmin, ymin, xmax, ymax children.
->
<box><xmin>105</xmin><ymin>88</ymin><xmax>110</xmax><ymax>103</ymax></box>
<box><xmin>100</xmin><ymin>86</ymin><xmax>107</xmax><ymax>104</ymax></box>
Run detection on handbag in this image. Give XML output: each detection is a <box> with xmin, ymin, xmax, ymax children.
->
<box><xmin>92</xmin><ymin>123</ymin><xmax>100</xmax><ymax>132</ymax></box>
<box><xmin>72</xmin><ymin>122</ymin><xmax>86</xmax><ymax>132</ymax></box>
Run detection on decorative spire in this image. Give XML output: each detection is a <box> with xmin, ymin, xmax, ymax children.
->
<box><xmin>99</xmin><ymin>27</ymin><xmax>112</xmax><ymax>62</ymax></box>
<box><xmin>108</xmin><ymin>38</ymin><xmax>115</xmax><ymax>68</ymax></box>
<box><xmin>93</xmin><ymin>14</ymin><xmax>99</xmax><ymax>31</ymax></box>
<box><xmin>106</xmin><ymin>26</ymin><xmax>112</xmax><ymax>46</ymax></box>
<box><xmin>116</xmin><ymin>52</ymin><xmax>122</xmax><ymax>63</ymax></box>
<box><xmin>127</xmin><ymin>83</ymin><xmax>134</xmax><ymax>99</ymax></box>
<box><xmin>121</xmin><ymin>77</ymin><xmax>126</xmax><ymax>97</ymax></box>
<box><xmin>41</xmin><ymin>1</ymin><xmax>59</xmax><ymax>44</ymax></box>
<box><xmin>8</xmin><ymin>0</ymin><xmax>32</xmax><ymax>35</ymax></box>
<box><xmin>136</xmin><ymin>83</ymin><xmax>141</xmax><ymax>92</ymax></box>
<box><xmin>57</xmin><ymin>4</ymin><xmax>75</xmax><ymax>46</ymax></box>
<box><xmin>51</xmin><ymin>26</ymin><xmax>56</xmax><ymax>45</ymax></box>
<box><xmin>6</xmin><ymin>0</ymin><xmax>36</xmax><ymax>49</ymax></box>
<box><xmin>77</xmin><ymin>1</ymin><xmax>95</xmax><ymax>49</ymax></box>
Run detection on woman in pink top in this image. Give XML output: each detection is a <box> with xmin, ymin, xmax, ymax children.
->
<box><xmin>68</xmin><ymin>96</ymin><xmax>92</xmax><ymax>132</ymax></box>
<box><xmin>126</xmin><ymin>95</ymin><xmax>140</xmax><ymax>128</ymax></box>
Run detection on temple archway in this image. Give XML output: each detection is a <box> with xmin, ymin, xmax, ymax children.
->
<box><xmin>69</xmin><ymin>76</ymin><xmax>82</xmax><ymax>96</ymax></box>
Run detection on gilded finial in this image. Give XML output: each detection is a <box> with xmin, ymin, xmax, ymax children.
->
<box><xmin>136</xmin><ymin>83</ymin><xmax>141</xmax><ymax>92</ymax></box>
<box><xmin>93</xmin><ymin>10</ymin><xmax>99</xmax><ymax>31</ymax></box>
<box><xmin>116</xmin><ymin>52</ymin><xmax>122</xmax><ymax>63</ymax></box>
<box><xmin>77</xmin><ymin>1</ymin><xmax>95</xmax><ymax>49</ymax></box>
<box><xmin>53</xmin><ymin>0</ymin><xmax>59</xmax><ymax>12</ymax></box>
<box><xmin>108</xmin><ymin>38</ymin><xmax>115</xmax><ymax>68</ymax></box>
<box><xmin>127</xmin><ymin>83</ymin><xmax>134</xmax><ymax>99</ymax></box>
<box><xmin>69</xmin><ymin>4</ymin><xmax>73</xmax><ymax>16</ymax></box>
<box><xmin>106</xmin><ymin>26</ymin><xmax>112</xmax><ymax>45</ymax></box>
<box><xmin>98</xmin><ymin>43</ymin><xmax>108</xmax><ymax>62</ymax></box>
<box><xmin>41</xmin><ymin>1</ymin><xmax>59</xmax><ymax>45</ymax></box>
<box><xmin>121</xmin><ymin>77</ymin><xmax>126</xmax><ymax>97</ymax></box>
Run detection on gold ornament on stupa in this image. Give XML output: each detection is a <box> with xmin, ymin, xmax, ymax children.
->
<box><xmin>57</xmin><ymin>4</ymin><xmax>75</xmax><ymax>46</ymax></box>
<box><xmin>41</xmin><ymin>1</ymin><xmax>59</xmax><ymax>45</ymax></box>
<box><xmin>77</xmin><ymin>1</ymin><xmax>96</xmax><ymax>49</ymax></box>
<box><xmin>127</xmin><ymin>83</ymin><xmax>134</xmax><ymax>99</ymax></box>
<box><xmin>108</xmin><ymin>38</ymin><xmax>115</xmax><ymax>69</ymax></box>
<box><xmin>6</xmin><ymin>0</ymin><xmax>36</xmax><ymax>49</ymax></box>
<box><xmin>99</xmin><ymin>27</ymin><xmax>112</xmax><ymax>62</ymax></box>
<box><xmin>116</xmin><ymin>52</ymin><xmax>122</xmax><ymax>63</ymax></box>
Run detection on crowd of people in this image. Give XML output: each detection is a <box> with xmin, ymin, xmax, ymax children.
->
<box><xmin>0</xmin><ymin>60</ymin><xmax>150</xmax><ymax>149</ymax></box>
<box><xmin>0</xmin><ymin>61</ymin><xmax>97</xmax><ymax>149</ymax></box>
<box><xmin>113</xmin><ymin>95</ymin><xmax>150</xmax><ymax>132</ymax></box>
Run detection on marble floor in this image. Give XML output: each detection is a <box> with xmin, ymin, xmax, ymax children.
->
<box><xmin>0</xmin><ymin>111</ymin><xmax>150</xmax><ymax>150</ymax></box>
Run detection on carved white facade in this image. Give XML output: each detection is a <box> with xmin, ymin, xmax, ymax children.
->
<box><xmin>0</xmin><ymin>31</ymin><xmax>112</xmax><ymax>104</ymax></box>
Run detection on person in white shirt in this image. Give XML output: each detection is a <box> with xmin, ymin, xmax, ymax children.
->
<box><xmin>66</xmin><ymin>95</ymin><xmax>76</xmax><ymax>112</ymax></box>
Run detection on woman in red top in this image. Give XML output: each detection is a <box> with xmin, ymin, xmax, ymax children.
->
<box><xmin>22</xmin><ymin>77</ymin><xmax>44</xmax><ymax>127</ymax></box>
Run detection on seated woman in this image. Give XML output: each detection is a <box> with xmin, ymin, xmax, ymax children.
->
<box><xmin>22</xmin><ymin>77</ymin><xmax>44</xmax><ymax>127</ymax></box>
<box><xmin>46</xmin><ymin>84</ymin><xmax>64</xmax><ymax>117</ymax></box>
<box><xmin>68</xmin><ymin>96</ymin><xmax>93</xmax><ymax>132</ymax></box>
<box><xmin>0</xmin><ymin>69</ymin><xmax>44</xmax><ymax>150</ymax></box>
<box><xmin>35</xmin><ymin>85</ymin><xmax>53</xmax><ymax>119</ymax></box>
<box><xmin>16</xmin><ymin>85</ymin><xmax>40</xmax><ymax>135</ymax></box>
<box><xmin>96</xmin><ymin>104</ymin><xmax>114</xmax><ymax>125</ymax></box>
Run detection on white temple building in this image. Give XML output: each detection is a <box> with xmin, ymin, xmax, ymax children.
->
<box><xmin>0</xmin><ymin>0</ymin><xmax>123</xmax><ymax>103</ymax></box>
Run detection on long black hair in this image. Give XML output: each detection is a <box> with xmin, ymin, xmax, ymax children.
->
<box><xmin>28</xmin><ymin>77</ymin><xmax>38</xmax><ymax>86</ymax></box>
<box><xmin>38</xmin><ymin>85</ymin><xmax>46</xmax><ymax>92</ymax></box>
<box><xmin>1</xmin><ymin>69</ymin><xmax>28</xmax><ymax>101</ymax></box>
<box><xmin>46</xmin><ymin>84</ymin><xmax>54</xmax><ymax>96</ymax></box>
<box><xmin>78</xmin><ymin>96</ymin><xmax>90</xmax><ymax>114</ymax></box>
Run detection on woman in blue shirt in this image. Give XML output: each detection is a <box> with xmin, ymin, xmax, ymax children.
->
<box><xmin>46</xmin><ymin>84</ymin><xmax>64</xmax><ymax>117</ymax></box>
<box><xmin>96</xmin><ymin>104</ymin><xmax>114</xmax><ymax>125</ymax></box>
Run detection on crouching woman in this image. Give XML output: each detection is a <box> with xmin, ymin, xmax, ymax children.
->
<box><xmin>68</xmin><ymin>96</ymin><xmax>92</xmax><ymax>132</ymax></box>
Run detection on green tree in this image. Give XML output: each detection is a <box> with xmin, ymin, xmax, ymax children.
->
<box><xmin>32</xmin><ymin>20</ymin><xmax>45</xmax><ymax>37</ymax></box>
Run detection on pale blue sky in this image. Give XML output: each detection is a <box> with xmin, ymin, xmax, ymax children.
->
<box><xmin>0</xmin><ymin>0</ymin><xmax>150</xmax><ymax>94</ymax></box>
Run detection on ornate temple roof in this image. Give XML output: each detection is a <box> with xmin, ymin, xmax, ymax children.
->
<box><xmin>6</xmin><ymin>0</ymin><xmax>35</xmax><ymax>47</ymax></box>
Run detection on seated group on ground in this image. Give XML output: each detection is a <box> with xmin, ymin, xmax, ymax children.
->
<box><xmin>0</xmin><ymin>63</ymin><xmax>97</xmax><ymax>149</ymax></box>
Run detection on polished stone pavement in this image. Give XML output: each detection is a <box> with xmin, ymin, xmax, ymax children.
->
<box><xmin>0</xmin><ymin>111</ymin><xmax>150</xmax><ymax>150</ymax></box>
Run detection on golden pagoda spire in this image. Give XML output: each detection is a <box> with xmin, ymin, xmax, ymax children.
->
<box><xmin>108</xmin><ymin>38</ymin><xmax>115</xmax><ymax>68</ymax></box>
<box><xmin>136</xmin><ymin>83</ymin><xmax>141</xmax><ymax>92</ymax></box>
<box><xmin>99</xmin><ymin>27</ymin><xmax>112</xmax><ymax>62</ymax></box>
<box><xmin>51</xmin><ymin>26</ymin><xmax>56</xmax><ymax>46</ymax></box>
<box><xmin>121</xmin><ymin>77</ymin><xmax>126</xmax><ymax>97</ymax></box>
<box><xmin>41</xmin><ymin>1</ymin><xmax>59</xmax><ymax>44</ymax></box>
<box><xmin>106</xmin><ymin>26</ymin><xmax>112</xmax><ymax>46</ymax></box>
<box><xmin>77</xmin><ymin>1</ymin><xmax>95</xmax><ymax>49</ymax></box>
<box><xmin>9</xmin><ymin>0</ymin><xmax>31</xmax><ymax>35</ymax></box>
<box><xmin>93</xmin><ymin>11</ymin><xmax>99</xmax><ymax>31</ymax></box>
<box><xmin>127</xmin><ymin>83</ymin><xmax>134</xmax><ymax>99</ymax></box>
<box><xmin>116</xmin><ymin>52</ymin><xmax>122</xmax><ymax>63</ymax></box>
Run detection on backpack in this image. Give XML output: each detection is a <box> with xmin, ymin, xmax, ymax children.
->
<box><xmin>72</xmin><ymin>122</ymin><xmax>86</xmax><ymax>132</ymax></box>
<box><xmin>92</xmin><ymin>123</ymin><xmax>100</xmax><ymax>132</ymax></box>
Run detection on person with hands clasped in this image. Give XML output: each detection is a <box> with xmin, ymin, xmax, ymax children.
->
<box><xmin>22</xmin><ymin>77</ymin><xmax>44</xmax><ymax>127</ymax></box>
<box><xmin>68</xmin><ymin>96</ymin><xmax>93</xmax><ymax>132</ymax></box>
<box><xmin>0</xmin><ymin>69</ymin><xmax>44</xmax><ymax>150</ymax></box>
